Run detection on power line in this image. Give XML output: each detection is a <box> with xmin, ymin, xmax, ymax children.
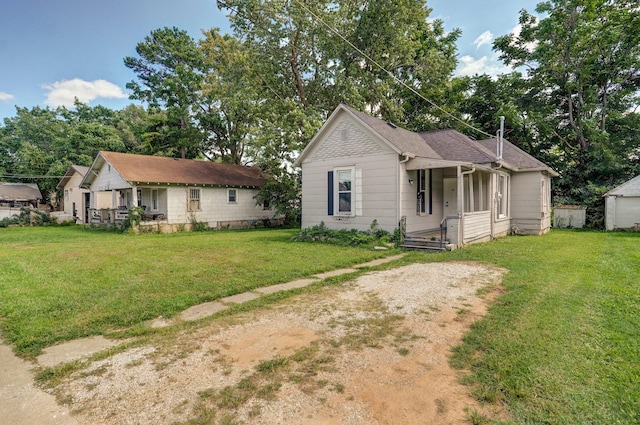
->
<box><xmin>0</xmin><ymin>174</ymin><xmax>65</xmax><ymax>179</ymax></box>
<box><xmin>290</xmin><ymin>0</ymin><xmax>494</xmax><ymax>138</ymax></box>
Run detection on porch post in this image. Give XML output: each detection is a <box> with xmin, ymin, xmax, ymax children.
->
<box><xmin>457</xmin><ymin>166</ymin><xmax>464</xmax><ymax>246</ymax></box>
<box><xmin>132</xmin><ymin>186</ymin><xmax>138</xmax><ymax>208</ymax></box>
<box><xmin>111</xmin><ymin>189</ymin><xmax>117</xmax><ymax>209</ymax></box>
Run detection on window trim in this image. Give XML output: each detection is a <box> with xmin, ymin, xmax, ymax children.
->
<box><xmin>417</xmin><ymin>169</ymin><xmax>432</xmax><ymax>215</ymax></box>
<box><xmin>497</xmin><ymin>174</ymin><xmax>510</xmax><ymax>219</ymax></box>
<box><xmin>188</xmin><ymin>188</ymin><xmax>201</xmax><ymax>212</ymax></box>
<box><xmin>334</xmin><ymin>166</ymin><xmax>355</xmax><ymax>217</ymax></box>
<box><xmin>227</xmin><ymin>188</ymin><xmax>237</xmax><ymax>204</ymax></box>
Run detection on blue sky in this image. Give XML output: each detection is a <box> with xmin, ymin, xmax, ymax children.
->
<box><xmin>0</xmin><ymin>0</ymin><xmax>540</xmax><ymax>122</ymax></box>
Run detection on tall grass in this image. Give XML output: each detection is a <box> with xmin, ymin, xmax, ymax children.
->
<box><xmin>443</xmin><ymin>230</ymin><xmax>640</xmax><ymax>424</ymax></box>
<box><xmin>0</xmin><ymin>226</ymin><xmax>393</xmax><ymax>358</ymax></box>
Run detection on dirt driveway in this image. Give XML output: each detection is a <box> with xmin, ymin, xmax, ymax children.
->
<box><xmin>50</xmin><ymin>262</ymin><xmax>505</xmax><ymax>425</ymax></box>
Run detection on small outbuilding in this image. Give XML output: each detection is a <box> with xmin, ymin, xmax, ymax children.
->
<box><xmin>604</xmin><ymin>175</ymin><xmax>640</xmax><ymax>231</ymax></box>
<box><xmin>0</xmin><ymin>182</ymin><xmax>43</xmax><ymax>220</ymax></box>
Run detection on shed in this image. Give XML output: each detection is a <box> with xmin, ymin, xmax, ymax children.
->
<box><xmin>0</xmin><ymin>182</ymin><xmax>42</xmax><ymax>207</ymax></box>
<box><xmin>553</xmin><ymin>205</ymin><xmax>586</xmax><ymax>228</ymax></box>
<box><xmin>604</xmin><ymin>175</ymin><xmax>640</xmax><ymax>231</ymax></box>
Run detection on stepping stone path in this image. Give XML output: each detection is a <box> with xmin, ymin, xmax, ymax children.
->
<box><xmin>0</xmin><ymin>254</ymin><xmax>404</xmax><ymax>425</ymax></box>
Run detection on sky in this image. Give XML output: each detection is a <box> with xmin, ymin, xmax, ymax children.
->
<box><xmin>0</xmin><ymin>0</ymin><xmax>541</xmax><ymax>123</ymax></box>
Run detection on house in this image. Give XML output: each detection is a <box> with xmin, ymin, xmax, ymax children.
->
<box><xmin>80</xmin><ymin>151</ymin><xmax>278</xmax><ymax>232</ymax></box>
<box><xmin>0</xmin><ymin>182</ymin><xmax>42</xmax><ymax>220</ymax></box>
<box><xmin>295</xmin><ymin>104</ymin><xmax>558</xmax><ymax>248</ymax></box>
<box><xmin>604</xmin><ymin>175</ymin><xmax>640</xmax><ymax>231</ymax></box>
<box><xmin>55</xmin><ymin>165</ymin><xmax>110</xmax><ymax>224</ymax></box>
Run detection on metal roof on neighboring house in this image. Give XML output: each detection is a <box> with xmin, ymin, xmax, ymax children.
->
<box><xmin>0</xmin><ymin>182</ymin><xmax>42</xmax><ymax>201</ymax></box>
<box><xmin>86</xmin><ymin>151</ymin><xmax>266</xmax><ymax>188</ymax></box>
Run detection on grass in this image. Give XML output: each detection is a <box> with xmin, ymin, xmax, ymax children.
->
<box><xmin>442</xmin><ymin>230</ymin><xmax>640</xmax><ymax>424</ymax></box>
<box><xmin>2</xmin><ymin>226</ymin><xmax>639</xmax><ymax>424</ymax></box>
<box><xmin>0</xmin><ymin>226</ymin><xmax>396</xmax><ymax>358</ymax></box>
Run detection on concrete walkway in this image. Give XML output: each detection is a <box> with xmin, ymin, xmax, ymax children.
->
<box><xmin>0</xmin><ymin>254</ymin><xmax>404</xmax><ymax>425</ymax></box>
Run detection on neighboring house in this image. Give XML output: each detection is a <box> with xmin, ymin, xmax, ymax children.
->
<box><xmin>80</xmin><ymin>151</ymin><xmax>277</xmax><ymax>232</ymax></box>
<box><xmin>55</xmin><ymin>165</ymin><xmax>111</xmax><ymax>224</ymax></box>
<box><xmin>0</xmin><ymin>182</ymin><xmax>42</xmax><ymax>220</ymax></box>
<box><xmin>604</xmin><ymin>175</ymin><xmax>640</xmax><ymax>231</ymax></box>
<box><xmin>295</xmin><ymin>104</ymin><xmax>558</xmax><ymax>248</ymax></box>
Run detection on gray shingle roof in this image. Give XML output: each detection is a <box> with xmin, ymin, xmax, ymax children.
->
<box><xmin>0</xmin><ymin>183</ymin><xmax>42</xmax><ymax>202</ymax></box>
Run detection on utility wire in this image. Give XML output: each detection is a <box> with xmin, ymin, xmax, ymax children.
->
<box><xmin>290</xmin><ymin>0</ymin><xmax>494</xmax><ymax>138</ymax></box>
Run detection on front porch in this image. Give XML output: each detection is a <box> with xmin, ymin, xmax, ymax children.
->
<box><xmin>88</xmin><ymin>187</ymin><xmax>168</xmax><ymax>225</ymax></box>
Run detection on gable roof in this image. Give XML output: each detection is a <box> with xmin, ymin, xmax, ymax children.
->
<box><xmin>604</xmin><ymin>175</ymin><xmax>640</xmax><ymax>196</ymax></box>
<box><xmin>296</xmin><ymin>104</ymin><xmax>557</xmax><ymax>176</ymax></box>
<box><xmin>0</xmin><ymin>182</ymin><xmax>42</xmax><ymax>202</ymax></box>
<box><xmin>57</xmin><ymin>165</ymin><xmax>90</xmax><ymax>189</ymax></box>
<box><xmin>476</xmin><ymin>139</ymin><xmax>558</xmax><ymax>175</ymax></box>
<box><xmin>83</xmin><ymin>152</ymin><xmax>266</xmax><ymax>188</ymax></box>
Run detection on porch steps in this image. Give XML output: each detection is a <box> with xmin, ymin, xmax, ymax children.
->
<box><xmin>400</xmin><ymin>235</ymin><xmax>452</xmax><ymax>252</ymax></box>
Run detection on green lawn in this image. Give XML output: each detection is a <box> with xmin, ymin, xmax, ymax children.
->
<box><xmin>442</xmin><ymin>230</ymin><xmax>640</xmax><ymax>424</ymax></box>
<box><xmin>0</xmin><ymin>226</ymin><xmax>394</xmax><ymax>358</ymax></box>
<box><xmin>2</xmin><ymin>227</ymin><xmax>639</xmax><ymax>423</ymax></box>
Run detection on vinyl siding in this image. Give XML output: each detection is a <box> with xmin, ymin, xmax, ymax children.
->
<box><xmin>463</xmin><ymin>211</ymin><xmax>491</xmax><ymax>243</ymax></box>
<box><xmin>606</xmin><ymin>196</ymin><xmax>640</xmax><ymax>230</ymax></box>
<box><xmin>300</xmin><ymin>118</ymin><xmax>399</xmax><ymax>232</ymax></box>
<box><xmin>511</xmin><ymin>171</ymin><xmax>551</xmax><ymax>235</ymax></box>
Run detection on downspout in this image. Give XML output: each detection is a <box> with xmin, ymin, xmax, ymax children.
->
<box><xmin>459</xmin><ymin>166</ymin><xmax>476</xmax><ymax>246</ymax></box>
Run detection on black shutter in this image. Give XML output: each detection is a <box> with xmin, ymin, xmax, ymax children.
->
<box><xmin>327</xmin><ymin>171</ymin><xmax>334</xmax><ymax>216</ymax></box>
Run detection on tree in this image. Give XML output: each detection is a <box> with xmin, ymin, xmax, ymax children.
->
<box><xmin>216</xmin><ymin>0</ymin><xmax>462</xmax><ymax>223</ymax></box>
<box><xmin>493</xmin><ymin>0</ymin><xmax>640</xmax><ymax>227</ymax></box>
<box><xmin>124</xmin><ymin>27</ymin><xmax>208</xmax><ymax>159</ymax></box>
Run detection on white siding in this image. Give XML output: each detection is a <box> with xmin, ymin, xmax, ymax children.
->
<box><xmin>463</xmin><ymin>211</ymin><xmax>492</xmax><ymax>243</ymax></box>
<box><xmin>89</xmin><ymin>162</ymin><xmax>131</xmax><ymax>192</ymax></box>
<box><xmin>511</xmin><ymin>171</ymin><xmax>551</xmax><ymax>235</ymax></box>
<box><xmin>606</xmin><ymin>196</ymin><xmax>640</xmax><ymax>230</ymax></box>
<box><xmin>403</xmin><ymin>168</ymin><xmax>445</xmax><ymax>233</ymax></box>
<box><xmin>165</xmin><ymin>186</ymin><xmax>269</xmax><ymax>226</ymax></box>
<box><xmin>300</xmin><ymin>117</ymin><xmax>400</xmax><ymax>233</ymax></box>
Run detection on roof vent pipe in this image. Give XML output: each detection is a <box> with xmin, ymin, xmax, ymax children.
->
<box><xmin>497</xmin><ymin>116</ymin><xmax>505</xmax><ymax>160</ymax></box>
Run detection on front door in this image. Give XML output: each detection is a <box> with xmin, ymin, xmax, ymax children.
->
<box><xmin>84</xmin><ymin>193</ymin><xmax>90</xmax><ymax>224</ymax></box>
<box><xmin>443</xmin><ymin>178</ymin><xmax>458</xmax><ymax>217</ymax></box>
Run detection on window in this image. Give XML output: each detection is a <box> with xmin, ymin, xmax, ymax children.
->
<box><xmin>228</xmin><ymin>189</ymin><xmax>237</xmax><ymax>203</ymax></box>
<box><xmin>417</xmin><ymin>169</ymin><xmax>432</xmax><ymax>215</ymax></box>
<box><xmin>497</xmin><ymin>174</ymin><xmax>509</xmax><ymax>218</ymax></box>
<box><xmin>336</xmin><ymin>168</ymin><xmax>353</xmax><ymax>215</ymax></box>
<box><xmin>542</xmin><ymin>179</ymin><xmax>549</xmax><ymax>213</ymax></box>
<box><xmin>137</xmin><ymin>189</ymin><xmax>142</xmax><ymax>207</ymax></box>
<box><xmin>151</xmin><ymin>189</ymin><xmax>158</xmax><ymax>210</ymax></box>
<box><xmin>188</xmin><ymin>188</ymin><xmax>201</xmax><ymax>211</ymax></box>
<box><xmin>263</xmin><ymin>199</ymin><xmax>270</xmax><ymax>210</ymax></box>
<box><xmin>64</xmin><ymin>190</ymin><xmax>69</xmax><ymax>201</ymax></box>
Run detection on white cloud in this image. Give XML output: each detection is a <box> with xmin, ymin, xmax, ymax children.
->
<box><xmin>0</xmin><ymin>91</ymin><xmax>15</xmax><ymax>101</ymax></box>
<box><xmin>473</xmin><ymin>31</ymin><xmax>493</xmax><ymax>50</ymax></box>
<box><xmin>456</xmin><ymin>55</ymin><xmax>511</xmax><ymax>77</ymax></box>
<box><xmin>42</xmin><ymin>78</ymin><xmax>127</xmax><ymax>107</ymax></box>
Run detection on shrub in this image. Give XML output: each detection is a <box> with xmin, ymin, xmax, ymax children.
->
<box><xmin>293</xmin><ymin>220</ymin><xmax>400</xmax><ymax>247</ymax></box>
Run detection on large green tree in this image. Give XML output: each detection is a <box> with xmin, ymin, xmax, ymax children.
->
<box><xmin>0</xmin><ymin>102</ymin><xmax>131</xmax><ymax>202</ymax></box>
<box><xmin>215</xmin><ymin>0</ymin><xmax>461</xmax><ymax>221</ymax></box>
<box><xmin>492</xmin><ymin>0</ymin><xmax>640</xmax><ymax>227</ymax></box>
<box><xmin>124</xmin><ymin>27</ymin><xmax>208</xmax><ymax>159</ymax></box>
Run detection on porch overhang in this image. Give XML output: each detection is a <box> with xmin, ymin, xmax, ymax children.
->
<box><xmin>405</xmin><ymin>157</ymin><xmax>473</xmax><ymax>170</ymax></box>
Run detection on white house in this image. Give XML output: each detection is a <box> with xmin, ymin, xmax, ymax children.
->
<box><xmin>80</xmin><ymin>151</ymin><xmax>278</xmax><ymax>232</ymax></box>
<box><xmin>604</xmin><ymin>175</ymin><xmax>640</xmax><ymax>231</ymax></box>
<box><xmin>55</xmin><ymin>165</ymin><xmax>110</xmax><ymax>224</ymax></box>
<box><xmin>295</xmin><ymin>104</ymin><xmax>558</xmax><ymax>248</ymax></box>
